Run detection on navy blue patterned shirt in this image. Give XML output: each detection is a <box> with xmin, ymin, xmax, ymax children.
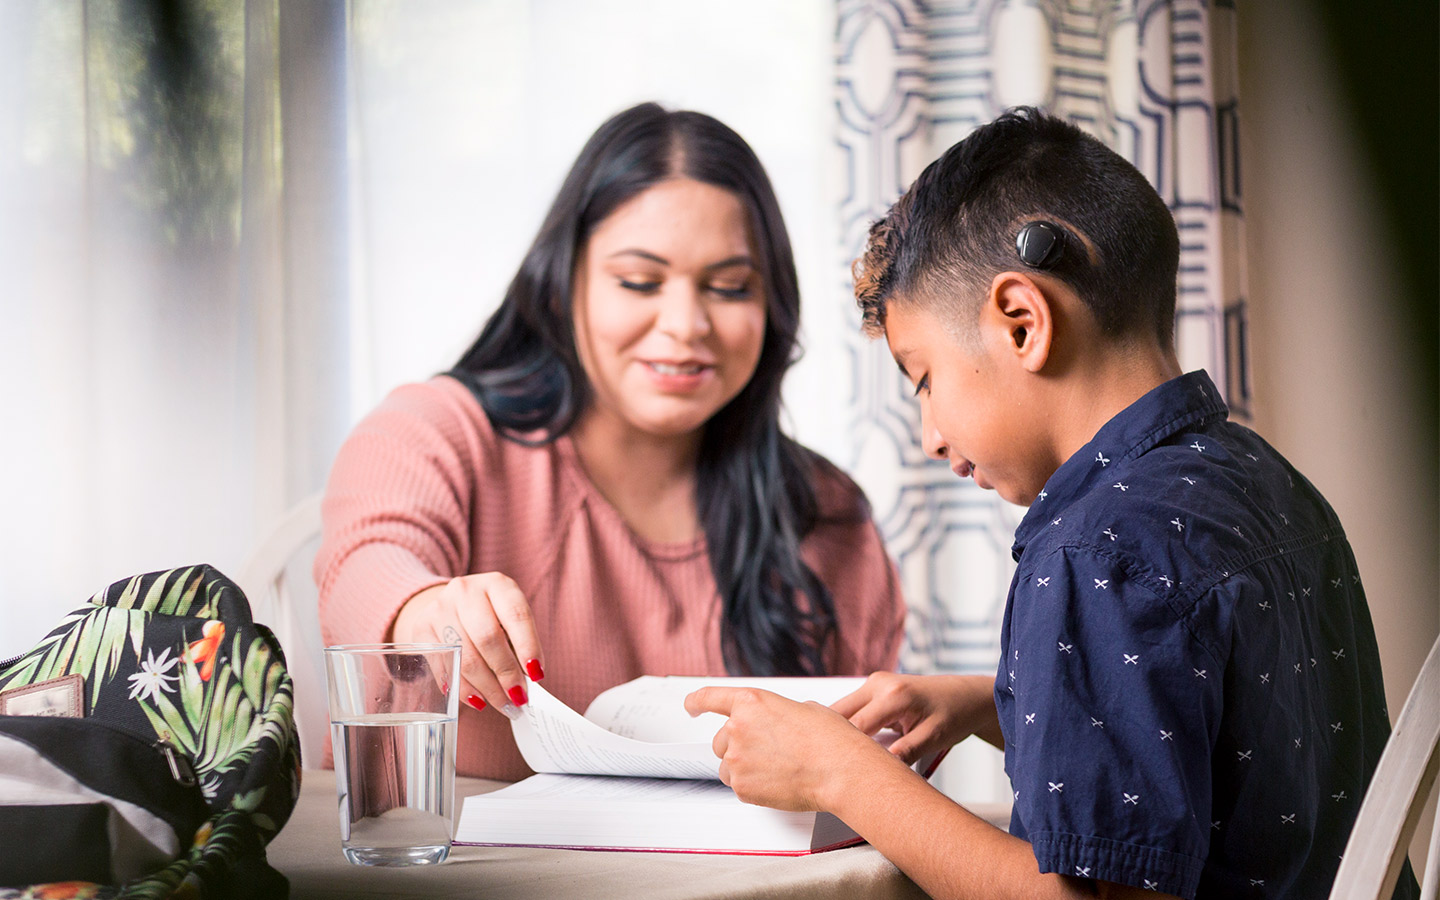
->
<box><xmin>995</xmin><ymin>371</ymin><xmax>1415</xmax><ymax>899</ymax></box>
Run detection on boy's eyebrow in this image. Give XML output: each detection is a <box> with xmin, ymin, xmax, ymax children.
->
<box><xmin>890</xmin><ymin>349</ymin><xmax>912</xmax><ymax>380</ymax></box>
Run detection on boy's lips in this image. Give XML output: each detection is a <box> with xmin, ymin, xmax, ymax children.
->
<box><xmin>951</xmin><ymin>459</ymin><xmax>974</xmax><ymax>479</ymax></box>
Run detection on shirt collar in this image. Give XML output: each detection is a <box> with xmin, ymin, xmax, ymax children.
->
<box><xmin>1012</xmin><ymin>370</ymin><xmax>1229</xmax><ymax>558</ymax></box>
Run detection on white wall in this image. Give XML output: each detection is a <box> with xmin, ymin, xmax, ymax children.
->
<box><xmin>1238</xmin><ymin>0</ymin><xmax>1439</xmax><ymax>871</ymax></box>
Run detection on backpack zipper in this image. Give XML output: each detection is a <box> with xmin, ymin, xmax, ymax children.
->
<box><xmin>155</xmin><ymin>738</ymin><xmax>198</xmax><ymax>787</ymax></box>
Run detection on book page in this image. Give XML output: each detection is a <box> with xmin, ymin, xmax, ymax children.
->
<box><xmin>511</xmin><ymin>682</ymin><xmax>720</xmax><ymax>779</ymax></box>
<box><xmin>582</xmin><ymin>676</ymin><xmax>868</xmax><ymax>744</ymax></box>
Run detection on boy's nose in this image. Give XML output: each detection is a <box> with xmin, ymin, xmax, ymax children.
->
<box><xmin>920</xmin><ymin>405</ymin><xmax>948</xmax><ymax>461</ymax></box>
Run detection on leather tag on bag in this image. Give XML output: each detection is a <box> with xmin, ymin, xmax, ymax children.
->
<box><xmin>0</xmin><ymin>673</ymin><xmax>85</xmax><ymax>718</ymax></box>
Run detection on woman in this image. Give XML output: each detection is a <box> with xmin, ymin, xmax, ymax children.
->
<box><xmin>316</xmin><ymin>103</ymin><xmax>904</xmax><ymax>780</ymax></box>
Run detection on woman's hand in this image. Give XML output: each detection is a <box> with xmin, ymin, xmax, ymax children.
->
<box><xmin>390</xmin><ymin>572</ymin><xmax>543</xmax><ymax>718</ymax></box>
<box><xmin>683</xmin><ymin>687</ymin><xmax>908</xmax><ymax>812</ymax></box>
<box><xmin>831</xmin><ymin>673</ymin><xmax>1003</xmax><ymax>763</ymax></box>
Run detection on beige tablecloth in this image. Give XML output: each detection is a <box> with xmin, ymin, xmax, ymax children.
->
<box><xmin>267</xmin><ymin>770</ymin><xmax>1009</xmax><ymax>900</ymax></box>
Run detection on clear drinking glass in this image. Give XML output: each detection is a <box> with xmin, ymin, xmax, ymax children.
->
<box><xmin>324</xmin><ymin>643</ymin><xmax>461</xmax><ymax>866</ymax></box>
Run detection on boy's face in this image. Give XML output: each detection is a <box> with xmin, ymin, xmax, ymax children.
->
<box><xmin>884</xmin><ymin>300</ymin><xmax>1057</xmax><ymax>506</ymax></box>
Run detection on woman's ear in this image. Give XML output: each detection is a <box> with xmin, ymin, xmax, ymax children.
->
<box><xmin>983</xmin><ymin>271</ymin><xmax>1053</xmax><ymax>373</ymax></box>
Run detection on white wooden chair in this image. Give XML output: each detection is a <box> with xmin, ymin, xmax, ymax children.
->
<box><xmin>1330</xmin><ymin>634</ymin><xmax>1440</xmax><ymax>900</ymax></box>
<box><xmin>237</xmin><ymin>494</ymin><xmax>329</xmax><ymax>769</ymax></box>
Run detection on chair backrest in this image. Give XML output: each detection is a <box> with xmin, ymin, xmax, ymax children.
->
<box><xmin>237</xmin><ymin>494</ymin><xmax>328</xmax><ymax>770</ymax></box>
<box><xmin>1330</xmin><ymin>634</ymin><xmax>1440</xmax><ymax>900</ymax></box>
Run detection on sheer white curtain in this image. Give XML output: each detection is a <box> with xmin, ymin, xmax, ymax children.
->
<box><xmin>1</xmin><ymin>1</ymin><xmax>851</xmax><ymax>659</ymax></box>
<box><xmin>833</xmin><ymin>0</ymin><xmax>1247</xmax><ymax>799</ymax></box>
<box><xmin>0</xmin><ymin>0</ymin><xmax>348</xmax><ymax>656</ymax></box>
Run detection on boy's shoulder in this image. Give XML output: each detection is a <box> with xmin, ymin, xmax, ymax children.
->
<box><xmin>1017</xmin><ymin>379</ymin><xmax>1342</xmax><ymax>615</ymax></box>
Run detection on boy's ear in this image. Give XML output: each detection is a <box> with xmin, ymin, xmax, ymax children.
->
<box><xmin>983</xmin><ymin>271</ymin><xmax>1053</xmax><ymax>373</ymax></box>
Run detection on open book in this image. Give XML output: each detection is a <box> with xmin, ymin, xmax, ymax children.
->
<box><xmin>455</xmin><ymin>676</ymin><xmax>944</xmax><ymax>855</ymax></box>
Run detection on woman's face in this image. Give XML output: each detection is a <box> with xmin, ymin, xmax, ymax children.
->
<box><xmin>572</xmin><ymin>177</ymin><xmax>768</xmax><ymax>443</ymax></box>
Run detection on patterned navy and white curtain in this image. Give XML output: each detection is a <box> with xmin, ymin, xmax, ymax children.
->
<box><xmin>833</xmin><ymin>0</ymin><xmax>1247</xmax><ymax>795</ymax></box>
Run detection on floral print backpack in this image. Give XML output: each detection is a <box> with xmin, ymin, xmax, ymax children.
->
<box><xmin>0</xmin><ymin>565</ymin><xmax>301</xmax><ymax>899</ymax></box>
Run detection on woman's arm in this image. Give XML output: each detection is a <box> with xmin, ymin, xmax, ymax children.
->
<box><xmin>316</xmin><ymin>380</ymin><xmax>543</xmax><ymax>714</ymax></box>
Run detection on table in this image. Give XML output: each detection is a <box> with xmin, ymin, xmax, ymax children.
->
<box><xmin>268</xmin><ymin>770</ymin><xmax>1010</xmax><ymax>899</ymax></box>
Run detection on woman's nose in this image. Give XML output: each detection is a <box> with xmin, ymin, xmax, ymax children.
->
<box><xmin>656</xmin><ymin>285</ymin><xmax>712</xmax><ymax>341</ymax></box>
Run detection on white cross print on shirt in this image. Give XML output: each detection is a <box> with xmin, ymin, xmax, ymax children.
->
<box><xmin>1091</xmin><ymin>717</ymin><xmax>1104</xmax><ymax>728</ymax></box>
<box><xmin>1038</xmin><ymin>490</ymin><xmax>1047</xmax><ymax>501</ymax></box>
<box><xmin>1331</xmin><ymin>577</ymin><xmax>1343</xmax><ymax>589</ymax></box>
<box><xmin>1123</xmin><ymin>792</ymin><xmax>1139</xmax><ymax>805</ymax></box>
<box><xmin>1051</xmin><ymin>516</ymin><xmax>1063</xmax><ymax>526</ymax></box>
<box><xmin>1332</xmin><ymin>790</ymin><xmax>1348</xmax><ymax>802</ymax></box>
<box><xmin>1247</xmin><ymin>453</ymin><xmax>1259</xmax><ymax>461</ymax></box>
<box><xmin>1102</xmin><ymin>528</ymin><xmax>1118</xmax><ymax>541</ymax></box>
<box><xmin>1282</xmin><ymin>813</ymin><xmax>1297</xmax><ymax>824</ymax></box>
<box><xmin>1124</xmin><ymin>653</ymin><xmax>1139</xmax><ymax>665</ymax></box>
<box><xmin>1058</xmin><ymin>642</ymin><xmax>1073</xmax><ymax>654</ymax></box>
<box><xmin>1181</xmin><ymin>475</ymin><xmax>1196</xmax><ymax>485</ymax></box>
<box><xmin>1036</xmin><ymin>577</ymin><xmax>1051</xmax><ymax>587</ymax></box>
<box><xmin>1160</xmin><ymin>730</ymin><xmax>1173</xmax><ymax>741</ymax></box>
<box><xmin>1258</xmin><ymin>600</ymin><xmax>1272</xmax><ymax>611</ymax></box>
<box><xmin>1251</xmin><ymin>879</ymin><xmax>1266</xmax><ymax>887</ymax></box>
<box><xmin>1194</xmin><ymin>668</ymin><xmax>1207</xmax><ymax>678</ymax></box>
<box><xmin>1113</xmin><ymin>482</ymin><xmax>1128</xmax><ymax>491</ymax></box>
<box><xmin>1096</xmin><ymin>452</ymin><xmax>1110</xmax><ymax>466</ymax></box>
<box><xmin>1158</xmin><ymin>575</ymin><xmax>1173</xmax><ymax>588</ymax></box>
<box><xmin>1331</xmin><ymin>721</ymin><xmax>1343</xmax><ymax>733</ymax></box>
<box><xmin>1076</xmin><ymin>866</ymin><xmax>1091</xmax><ymax>877</ymax></box>
<box><xmin>1191</xmin><ymin>441</ymin><xmax>1205</xmax><ymax>453</ymax></box>
<box><xmin>1094</xmin><ymin>579</ymin><xmax>1109</xmax><ymax>590</ymax></box>
<box><xmin>1048</xmin><ymin>781</ymin><xmax>1064</xmax><ymax>793</ymax></box>
<box><xmin>1237</xmin><ymin>750</ymin><xmax>1253</xmax><ymax>761</ymax></box>
<box><xmin>1260</xmin><ymin>673</ymin><xmax>1271</xmax><ymax>684</ymax></box>
<box><xmin>1333</xmin><ymin>648</ymin><xmax>1346</xmax><ymax>660</ymax></box>
<box><xmin>1025</xmin><ymin>713</ymin><xmax>1036</xmax><ymax>725</ymax></box>
<box><xmin>1144</xmin><ymin>880</ymin><xmax>1159</xmax><ymax>891</ymax></box>
<box><xmin>1170</xmin><ymin>518</ymin><xmax>1183</xmax><ymax>532</ymax></box>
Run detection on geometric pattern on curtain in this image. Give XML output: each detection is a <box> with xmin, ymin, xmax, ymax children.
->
<box><xmin>834</xmin><ymin>0</ymin><xmax>1247</xmax><ymax>678</ymax></box>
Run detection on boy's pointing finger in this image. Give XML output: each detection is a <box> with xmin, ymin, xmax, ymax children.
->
<box><xmin>684</xmin><ymin>686</ymin><xmax>736</xmax><ymax>717</ymax></box>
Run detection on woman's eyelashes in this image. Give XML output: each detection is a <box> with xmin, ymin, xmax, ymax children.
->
<box><xmin>615</xmin><ymin>276</ymin><xmax>753</xmax><ymax>299</ymax></box>
<box><xmin>913</xmin><ymin>373</ymin><xmax>930</xmax><ymax>396</ymax></box>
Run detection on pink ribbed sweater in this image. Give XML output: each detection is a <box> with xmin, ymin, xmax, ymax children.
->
<box><xmin>315</xmin><ymin>376</ymin><xmax>905</xmax><ymax>781</ymax></box>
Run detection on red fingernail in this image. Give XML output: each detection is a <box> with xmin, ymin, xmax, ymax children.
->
<box><xmin>525</xmin><ymin>658</ymin><xmax>545</xmax><ymax>681</ymax></box>
<box><xmin>441</xmin><ymin>680</ymin><xmax>449</xmax><ymax>694</ymax></box>
<box><xmin>465</xmin><ymin>694</ymin><xmax>486</xmax><ymax>711</ymax></box>
<box><xmin>507</xmin><ymin>684</ymin><xmax>528</xmax><ymax>707</ymax></box>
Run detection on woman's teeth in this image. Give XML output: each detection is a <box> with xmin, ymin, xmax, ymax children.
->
<box><xmin>648</xmin><ymin>362</ymin><xmax>705</xmax><ymax>375</ymax></box>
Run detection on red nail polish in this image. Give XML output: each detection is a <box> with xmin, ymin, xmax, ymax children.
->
<box><xmin>465</xmin><ymin>694</ymin><xmax>486</xmax><ymax>711</ymax></box>
<box><xmin>507</xmin><ymin>684</ymin><xmax>528</xmax><ymax>707</ymax></box>
<box><xmin>441</xmin><ymin>679</ymin><xmax>449</xmax><ymax>694</ymax></box>
<box><xmin>525</xmin><ymin>658</ymin><xmax>545</xmax><ymax>681</ymax></box>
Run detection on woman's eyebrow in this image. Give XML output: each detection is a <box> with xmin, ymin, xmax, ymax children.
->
<box><xmin>604</xmin><ymin>250</ymin><xmax>754</xmax><ymax>273</ymax></box>
<box><xmin>608</xmin><ymin>249</ymin><xmax>669</xmax><ymax>265</ymax></box>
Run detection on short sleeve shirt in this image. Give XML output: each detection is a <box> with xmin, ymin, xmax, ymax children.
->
<box><xmin>996</xmin><ymin>371</ymin><xmax>1412</xmax><ymax>899</ymax></box>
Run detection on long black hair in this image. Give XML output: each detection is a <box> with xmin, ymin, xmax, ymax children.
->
<box><xmin>450</xmin><ymin>103</ymin><xmax>838</xmax><ymax>676</ymax></box>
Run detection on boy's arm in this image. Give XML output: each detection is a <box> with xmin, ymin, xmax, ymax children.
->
<box><xmin>685</xmin><ymin>688</ymin><xmax>1182</xmax><ymax>900</ymax></box>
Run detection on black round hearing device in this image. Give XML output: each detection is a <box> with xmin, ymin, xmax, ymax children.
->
<box><xmin>1015</xmin><ymin>220</ymin><xmax>1065</xmax><ymax>269</ymax></box>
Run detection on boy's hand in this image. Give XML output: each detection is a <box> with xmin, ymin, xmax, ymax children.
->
<box><xmin>683</xmin><ymin>687</ymin><xmax>906</xmax><ymax>812</ymax></box>
<box><xmin>832</xmin><ymin>673</ymin><xmax>1004</xmax><ymax>763</ymax></box>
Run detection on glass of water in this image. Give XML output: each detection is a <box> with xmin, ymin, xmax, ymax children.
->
<box><xmin>324</xmin><ymin>643</ymin><xmax>460</xmax><ymax>866</ymax></box>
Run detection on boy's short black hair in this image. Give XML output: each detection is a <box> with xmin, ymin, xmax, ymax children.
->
<box><xmin>854</xmin><ymin>107</ymin><xmax>1180</xmax><ymax>345</ymax></box>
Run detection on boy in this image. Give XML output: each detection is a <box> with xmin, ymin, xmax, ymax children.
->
<box><xmin>685</xmin><ymin>108</ymin><xmax>1416</xmax><ymax>900</ymax></box>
